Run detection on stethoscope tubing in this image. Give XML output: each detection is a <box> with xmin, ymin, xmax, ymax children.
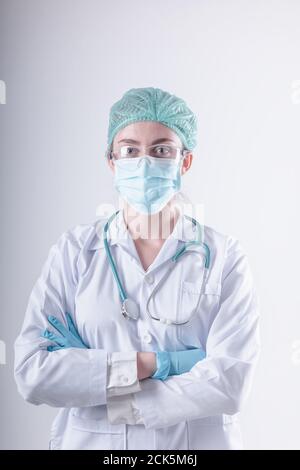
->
<box><xmin>102</xmin><ymin>210</ymin><xmax>211</xmax><ymax>324</ymax></box>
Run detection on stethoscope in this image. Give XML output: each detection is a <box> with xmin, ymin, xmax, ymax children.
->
<box><xmin>103</xmin><ymin>210</ymin><xmax>211</xmax><ymax>325</ymax></box>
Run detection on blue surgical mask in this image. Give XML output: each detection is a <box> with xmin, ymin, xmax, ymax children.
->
<box><xmin>113</xmin><ymin>155</ymin><xmax>182</xmax><ymax>214</ymax></box>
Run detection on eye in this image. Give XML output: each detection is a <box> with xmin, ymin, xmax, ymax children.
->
<box><xmin>126</xmin><ymin>146</ymin><xmax>136</xmax><ymax>154</ymax></box>
<box><xmin>154</xmin><ymin>145</ymin><xmax>171</xmax><ymax>155</ymax></box>
<box><xmin>120</xmin><ymin>146</ymin><xmax>139</xmax><ymax>158</ymax></box>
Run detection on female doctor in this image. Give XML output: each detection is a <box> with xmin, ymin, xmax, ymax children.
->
<box><xmin>14</xmin><ymin>87</ymin><xmax>260</xmax><ymax>450</ymax></box>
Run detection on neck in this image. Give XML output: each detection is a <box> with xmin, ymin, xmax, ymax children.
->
<box><xmin>122</xmin><ymin>199</ymin><xmax>181</xmax><ymax>242</ymax></box>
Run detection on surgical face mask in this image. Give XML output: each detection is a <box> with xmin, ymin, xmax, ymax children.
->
<box><xmin>113</xmin><ymin>155</ymin><xmax>182</xmax><ymax>214</ymax></box>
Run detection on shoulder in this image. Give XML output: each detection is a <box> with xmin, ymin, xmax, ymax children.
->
<box><xmin>202</xmin><ymin>223</ymin><xmax>250</xmax><ymax>287</ymax></box>
<box><xmin>203</xmin><ymin>223</ymin><xmax>245</xmax><ymax>259</ymax></box>
<box><xmin>54</xmin><ymin>216</ymin><xmax>107</xmax><ymax>256</ymax></box>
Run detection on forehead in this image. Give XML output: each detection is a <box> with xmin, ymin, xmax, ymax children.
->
<box><xmin>114</xmin><ymin>121</ymin><xmax>182</xmax><ymax>145</ymax></box>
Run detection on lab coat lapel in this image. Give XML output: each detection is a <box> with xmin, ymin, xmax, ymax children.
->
<box><xmin>93</xmin><ymin>209</ymin><xmax>200</xmax><ymax>281</ymax></box>
<box><xmin>107</xmin><ymin>209</ymin><xmax>183</xmax><ymax>276</ymax></box>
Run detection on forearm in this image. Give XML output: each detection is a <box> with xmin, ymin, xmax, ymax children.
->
<box><xmin>14</xmin><ymin>346</ymin><xmax>108</xmax><ymax>407</ymax></box>
<box><xmin>136</xmin><ymin>351</ymin><xmax>157</xmax><ymax>380</ymax></box>
<box><xmin>15</xmin><ymin>345</ymin><xmax>144</xmax><ymax>407</ymax></box>
<box><xmin>107</xmin><ymin>348</ymin><xmax>207</xmax><ymax>426</ymax></box>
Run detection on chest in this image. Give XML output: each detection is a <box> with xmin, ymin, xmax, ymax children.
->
<box><xmin>73</xmin><ymin>245</ymin><xmax>221</xmax><ymax>353</ymax></box>
<box><xmin>133</xmin><ymin>238</ymin><xmax>166</xmax><ymax>271</ymax></box>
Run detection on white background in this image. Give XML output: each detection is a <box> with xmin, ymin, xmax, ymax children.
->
<box><xmin>0</xmin><ymin>0</ymin><xmax>299</xmax><ymax>449</ymax></box>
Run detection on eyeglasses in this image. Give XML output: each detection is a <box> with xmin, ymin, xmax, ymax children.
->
<box><xmin>108</xmin><ymin>144</ymin><xmax>190</xmax><ymax>163</ymax></box>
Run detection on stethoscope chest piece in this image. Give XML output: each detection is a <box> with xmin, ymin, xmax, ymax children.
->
<box><xmin>121</xmin><ymin>298</ymin><xmax>140</xmax><ymax>320</ymax></box>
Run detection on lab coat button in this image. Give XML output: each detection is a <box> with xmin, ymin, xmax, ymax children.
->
<box><xmin>145</xmin><ymin>274</ymin><xmax>154</xmax><ymax>284</ymax></box>
<box><xmin>122</xmin><ymin>376</ymin><xmax>129</xmax><ymax>383</ymax></box>
<box><xmin>143</xmin><ymin>332</ymin><xmax>152</xmax><ymax>343</ymax></box>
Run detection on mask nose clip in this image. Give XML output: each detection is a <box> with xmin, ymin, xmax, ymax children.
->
<box><xmin>136</xmin><ymin>155</ymin><xmax>153</xmax><ymax>168</ymax></box>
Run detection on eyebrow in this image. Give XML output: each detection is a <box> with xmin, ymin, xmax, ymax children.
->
<box><xmin>117</xmin><ymin>137</ymin><xmax>176</xmax><ymax>145</ymax></box>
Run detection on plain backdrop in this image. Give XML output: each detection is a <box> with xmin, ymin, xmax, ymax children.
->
<box><xmin>0</xmin><ymin>0</ymin><xmax>300</xmax><ymax>450</ymax></box>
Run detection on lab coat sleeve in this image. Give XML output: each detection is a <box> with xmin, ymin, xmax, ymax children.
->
<box><xmin>107</xmin><ymin>393</ymin><xmax>144</xmax><ymax>425</ymax></box>
<box><xmin>107</xmin><ymin>351</ymin><xmax>142</xmax><ymax>397</ymax></box>
<box><xmin>14</xmin><ymin>230</ymin><xmax>109</xmax><ymax>408</ymax></box>
<box><xmin>107</xmin><ymin>238</ymin><xmax>261</xmax><ymax>429</ymax></box>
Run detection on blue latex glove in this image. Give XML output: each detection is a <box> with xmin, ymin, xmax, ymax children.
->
<box><xmin>151</xmin><ymin>348</ymin><xmax>206</xmax><ymax>381</ymax></box>
<box><xmin>42</xmin><ymin>313</ymin><xmax>89</xmax><ymax>351</ymax></box>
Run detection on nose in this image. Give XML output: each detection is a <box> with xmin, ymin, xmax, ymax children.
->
<box><xmin>136</xmin><ymin>155</ymin><xmax>153</xmax><ymax>168</ymax></box>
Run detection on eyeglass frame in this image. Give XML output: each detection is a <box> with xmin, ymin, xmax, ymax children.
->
<box><xmin>106</xmin><ymin>142</ymin><xmax>191</xmax><ymax>163</ymax></box>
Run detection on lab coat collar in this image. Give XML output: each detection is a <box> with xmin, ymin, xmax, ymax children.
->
<box><xmin>88</xmin><ymin>208</ymin><xmax>200</xmax><ymax>251</ymax></box>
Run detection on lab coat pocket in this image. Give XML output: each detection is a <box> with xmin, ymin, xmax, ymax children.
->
<box><xmin>177</xmin><ymin>280</ymin><xmax>221</xmax><ymax>348</ymax></box>
<box><xmin>178</xmin><ymin>279</ymin><xmax>205</xmax><ymax>323</ymax></box>
<box><xmin>67</xmin><ymin>407</ymin><xmax>125</xmax><ymax>450</ymax></box>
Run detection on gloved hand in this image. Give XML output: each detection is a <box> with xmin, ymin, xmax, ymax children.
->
<box><xmin>151</xmin><ymin>348</ymin><xmax>206</xmax><ymax>381</ymax></box>
<box><xmin>42</xmin><ymin>313</ymin><xmax>89</xmax><ymax>351</ymax></box>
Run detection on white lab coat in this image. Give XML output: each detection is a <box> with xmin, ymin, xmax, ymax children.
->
<box><xmin>14</xmin><ymin>209</ymin><xmax>260</xmax><ymax>450</ymax></box>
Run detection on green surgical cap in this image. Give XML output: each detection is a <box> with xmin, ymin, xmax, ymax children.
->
<box><xmin>106</xmin><ymin>87</ymin><xmax>197</xmax><ymax>155</ymax></box>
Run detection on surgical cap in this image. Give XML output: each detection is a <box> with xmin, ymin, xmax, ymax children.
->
<box><xmin>106</xmin><ymin>87</ymin><xmax>198</xmax><ymax>155</ymax></box>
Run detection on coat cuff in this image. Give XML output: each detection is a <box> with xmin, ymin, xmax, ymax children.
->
<box><xmin>106</xmin><ymin>351</ymin><xmax>142</xmax><ymax>397</ymax></box>
<box><xmin>107</xmin><ymin>393</ymin><xmax>144</xmax><ymax>425</ymax></box>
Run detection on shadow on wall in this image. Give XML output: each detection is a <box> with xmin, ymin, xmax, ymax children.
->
<box><xmin>0</xmin><ymin>79</ymin><xmax>6</xmax><ymax>104</ymax></box>
<box><xmin>0</xmin><ymin>340</ymin><xmax>6</xmax><ymax>365</ymax></box>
